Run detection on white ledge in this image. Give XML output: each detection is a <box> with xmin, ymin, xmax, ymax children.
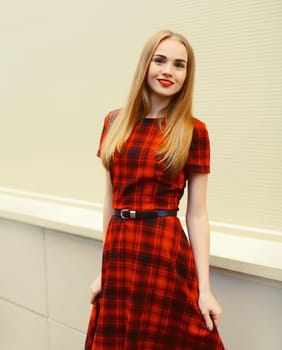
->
<box><xmin>0</xmin><ymin>187</ymin><xmax>281</xmax><ymax>282</ymax></box>
<box><xmin>0</xmin><ymin>187</ymin><xmax>103</xmax><ymax>240</ymax></box>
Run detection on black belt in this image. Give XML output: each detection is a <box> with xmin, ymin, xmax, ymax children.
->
<box><xmin>114</xmin><ymin>209</ymin><xmax>177</xmax><ymax>220</ymax></box>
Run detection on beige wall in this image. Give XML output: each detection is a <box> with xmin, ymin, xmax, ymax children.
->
<box><xmin>0</xmin><ymin>0</ymin><xmax>173</xmax><ymax>202</ymax></box>
<box><xmin>1</xmin><ymin>0</ymin><xmax>282</xmax><ymax>234</ymax></box>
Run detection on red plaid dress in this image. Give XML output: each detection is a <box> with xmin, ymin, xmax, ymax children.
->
<box><xmin>85</xmin><ymin>111</ymin><xmax>225</xmax><ymax>350</ymax></box>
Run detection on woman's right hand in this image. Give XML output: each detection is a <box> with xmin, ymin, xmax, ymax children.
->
<box><xmin>90</xmin><ymin>273</ymin><xmax>101</xmax><ymax>304</ymax></box>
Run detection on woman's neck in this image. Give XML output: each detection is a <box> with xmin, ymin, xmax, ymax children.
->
<box><xmin>146</xmin><ymin>95</ymin><xmax>171</xmax><ymax>119</ymax></box>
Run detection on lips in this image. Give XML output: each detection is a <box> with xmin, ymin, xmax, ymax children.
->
<box><xmin>158</xmin><ymin>79</ymin><xmax>174</xmax><ymax>87</ymax></box>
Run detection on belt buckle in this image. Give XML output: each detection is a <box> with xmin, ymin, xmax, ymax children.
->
<box><xmin>120</xmin><ymin>209</ymin><xmax>136</xmax><ymax>219</ymax></box>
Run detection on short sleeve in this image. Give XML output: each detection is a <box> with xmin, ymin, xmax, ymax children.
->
<box><xmin>96</xmin><ymin>110</ymin><xmax>118</xmax><ymax>158</ymax></box>
<box><xmin>185</xmin><ymin>118</ymin><xmax>210</xmax><ymax>176</ymax></box>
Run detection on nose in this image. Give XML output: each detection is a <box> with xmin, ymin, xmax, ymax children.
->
<box><xmin>162</xmin><ymin>62</ymin><xmax>173</xmax><ymax>76</ymax></box>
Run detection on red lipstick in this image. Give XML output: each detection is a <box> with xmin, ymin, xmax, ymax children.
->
<box><xmin>158</xmin><ymin>79</ymin><xmax>174</xmax><ymax>87</ymax></box>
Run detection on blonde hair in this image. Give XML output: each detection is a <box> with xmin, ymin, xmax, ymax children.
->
<box><xmin>101</xmin><ymin>30</ymin><xmax>195</xmax><ymax>174</ymax></box>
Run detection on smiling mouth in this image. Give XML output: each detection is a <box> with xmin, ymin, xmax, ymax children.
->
<box><xmin>158</xmin><ymin>79</ymin><xmax>174</xmax><ymax>87</ymax></box>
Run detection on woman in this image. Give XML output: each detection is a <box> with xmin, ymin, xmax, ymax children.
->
<box><xmin>85</xmin><ymin>30</ymin><xmax>225</xmax><ymax>349</ymax></box>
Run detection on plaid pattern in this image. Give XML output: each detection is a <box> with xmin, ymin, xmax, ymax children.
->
<box><xmin>85</xmin><ymin>112</ymin><xmax>224</xmax><ymax>349</ymax></box>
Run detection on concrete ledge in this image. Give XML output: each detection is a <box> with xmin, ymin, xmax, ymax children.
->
<box><xmin>0</xmin><ymin>187</ymin><xmax>281</xmax><ymax>282</ymax></box>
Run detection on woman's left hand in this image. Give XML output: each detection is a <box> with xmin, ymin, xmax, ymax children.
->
<box><xmin>198</xmin><ymin>290</ymin><xmax>222</xmax><ymax>331</ymax></box>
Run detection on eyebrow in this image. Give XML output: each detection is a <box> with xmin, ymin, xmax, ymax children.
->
<box><xmin>153</xmin><ymin>54</ymin><xmax>187</xmax><ymax>63</ymax></box>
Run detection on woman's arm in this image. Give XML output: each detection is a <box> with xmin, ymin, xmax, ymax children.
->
<box><xmin>186</xmin><ymin>173</ymin><xmax>222</xmax><ymax>331</ymax></box>
<box><xmin>90</xmin><ymin>170</ymin><xmax>113</xmax><ymax>303</ymax></box>
<box><xmin>102</xmin><ymin>170</ymin><xmax>113</xmax><ymax>242</ymax></box>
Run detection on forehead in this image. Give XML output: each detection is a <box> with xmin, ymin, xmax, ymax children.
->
<box><xmin>153</xmin><ymin>38</ymin><xmax>187</xmax><ymax>60</ymax></box>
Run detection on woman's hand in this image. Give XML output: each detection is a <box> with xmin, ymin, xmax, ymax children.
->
<box><xmin>198</xmin><ymin>290</ymin><xmax>222</xmax><ymax>331</ymax></box>
<box><xmin>90</xmin><ymin>273</ymin><xmax>101</xmax><ymax>304</ymax></box>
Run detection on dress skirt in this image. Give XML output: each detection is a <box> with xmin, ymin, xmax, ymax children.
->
<box><xmin>85</xmin><ymin>215</ymin><xmax>224</xmax><ymax>349</ymax></box>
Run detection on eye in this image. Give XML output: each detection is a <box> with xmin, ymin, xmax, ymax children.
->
<box><xmin>174</xmin><ymin>61</ymin><xmax>186</xmax><ymax>69</ymax></box>
<box><xmin>152</xmin><ymin>56</ymin><xmax>166</xmax><ymax>65</ymax></box>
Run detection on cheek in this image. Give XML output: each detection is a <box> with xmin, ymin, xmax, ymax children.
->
<box><xmin>178</xmin><ymin>72</ymin><xmax>187</xmax><ymax>88</ymax></box>
<box><xmin>146</xmin><ymin>66</ymin><xmax>154</xmax><ymax>83</ymax></box>
<box><xmin>146</xmin><ymin>66</ymin><xmax>159</xmax><ymax>90</ymax></box>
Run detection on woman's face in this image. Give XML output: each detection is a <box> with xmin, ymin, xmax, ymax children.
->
<box><xmin>146</xmin><ymin>38</ymin><xmax>187</xmax><ymax>102</ymax></box>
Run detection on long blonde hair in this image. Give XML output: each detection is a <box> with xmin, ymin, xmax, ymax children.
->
<box><xmin>101</xmin><ymin>30</ymin><xmax>195</xmax><ymax>174</ymax></box>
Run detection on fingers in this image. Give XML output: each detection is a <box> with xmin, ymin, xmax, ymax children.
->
<box><xmin>198</xmin><ymin>292</ymin><xmax>222</xmax><ymax>331</ymax></box>
<box><xmin>202</xmin><ymin>308</ymin><xmax>222</xmax><ymax>331</ymax></box>
<box><xmin>211</xmin><ymin>311</ymin><xmax>221</xmax><ymax>327</ymax></box>
<box><xmin>90</xmin><ymin>277</ymin><xmax>102</xmax><ymax>304</ymax></box>
<box><xmin>90</xmin><ymin>289</ymin><xmax>100</xmax><ymax>304</ymax></box>
<box><xmin>90</xmin><ymin>285</ymin><xmax>97</xmax><ymax>304</ymax></box>
<box><xmin>202</xmin><ymin>312</ymin><xmax>214</xmax><ymax>331</ymax></box>
<box><xmin>90</xmin><ymin>292</ymin><xmax>96</xmax><ymax>304</ymax></box>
